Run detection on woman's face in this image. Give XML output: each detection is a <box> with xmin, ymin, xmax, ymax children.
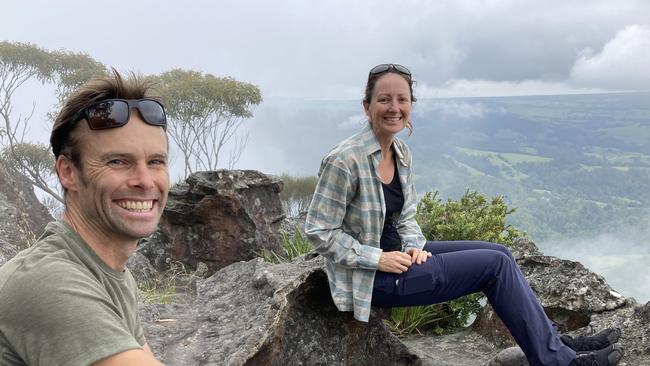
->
<box><xmin>363</xmin><ymin>73</ymin><xmax>412</xmax><ymax>140</ymax></box>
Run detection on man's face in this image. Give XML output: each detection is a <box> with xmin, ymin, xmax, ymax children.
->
<box><xmin>67</xmin><ymin>113</ymin><xmax>169</xmax><ymax>243</ymax></box>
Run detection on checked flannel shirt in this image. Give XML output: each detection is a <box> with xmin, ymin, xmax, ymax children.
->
<box><xmin>305</xmin><ymin>123</ymin><xmax>426</xmax><ymax>322</ymax></box>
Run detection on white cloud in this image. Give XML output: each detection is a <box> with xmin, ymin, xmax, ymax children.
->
<box><xmin>417</xmin><ymin>79</ymin><xmax>605</xmax><ymax>98</ymax></box>
<box><xmin>570</xmin><ymin>25</ymin><xmax>650</xmax><ymax>90</ymax></box>
<box><xmin>415</xmin><ymin>100</ymin><xmax>488</xmax><ymax>119</ymax></box>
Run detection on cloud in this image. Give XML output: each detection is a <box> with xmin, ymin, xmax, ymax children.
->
<box><xmin>570</xmin><ymin>25</ymin><xmax>650</xmax><ymax>90</ymax></box>
<box><xmin>415</xmin><ymin>100</ymin><xmax>488</xmax><ymax>119</ymax></box>
<box><xmin>2</xmin><ymin>1</ymin><xmax>650</xmax><ymax>99</ymax></box>
<box><xmin>417</xmin><ymin>79</ymin><xmax>604</xmax><ymax>98</ymax></box>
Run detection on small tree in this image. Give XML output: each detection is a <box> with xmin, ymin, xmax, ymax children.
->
<box><xmin>0</xmin><ymin>42</ymin><xmax>106</xmax><ymax>204</ymax></box>
<box><xmin>385</xmin><ymin>190</ymin><xmax>524</xmax><ymax>336</ymax></box>
<box><xmin>157</xmin><ymin>69</ymin><xmax>262</xmax><ymax>176</ymax></box>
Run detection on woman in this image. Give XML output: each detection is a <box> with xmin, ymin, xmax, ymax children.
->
<box><xmin>305</xmin><ymin>64</ymin><xmax>623</xmax><ymax>366</ymax></box>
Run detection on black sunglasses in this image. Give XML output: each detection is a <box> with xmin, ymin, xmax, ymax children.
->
<box><xmin>71</xmin><ymin>98</ymin><xmax>167</xmax><ymax>130</ymax></box>
<box><xmin>52</xmin><ymin>98</ymin><xmax>167</xmax><ymax>158</ymax></box>
<box><xmin>369</xmin><ymin>64</ymin><xmax>411</xmax><ymax>77</ymax></box>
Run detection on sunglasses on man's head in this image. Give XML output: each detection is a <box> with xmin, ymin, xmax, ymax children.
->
<box><xmin>71</xmin><ymin>98</ymin><xmax>167</xmax><ymax>130</ymax></box>
<box><xmin>369</xmin><ymin>64</ymin><xmax>411</xmax><ymax>78</ymax></box>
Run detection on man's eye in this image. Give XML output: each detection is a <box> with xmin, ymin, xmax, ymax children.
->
<box><xmin>150</xmin><ymin>159</ymin><xmax>167</xmax><ymax>166</ymax></box>
<box><xmin>107</xmin><ymin>159</ymin><xmax>126</xmax><ymax>166</ymax></box>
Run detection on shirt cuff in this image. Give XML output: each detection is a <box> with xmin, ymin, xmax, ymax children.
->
<box><xmin>403</xmin><ymin>241</ymin><xmax>425</xmax><ymax>251</ymax></box>
<box><xmin>358</xmin><ymin>245</ymin><xmax>382</xmax><ymax>269</ymax></box>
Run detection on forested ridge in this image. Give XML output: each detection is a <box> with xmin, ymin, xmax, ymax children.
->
<box><xmin>409</xmin><ymin>92</ymin><xmax>650</xmax><ymax>241</ymax></box>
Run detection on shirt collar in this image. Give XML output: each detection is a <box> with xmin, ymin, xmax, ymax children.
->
<box><xmin>359</xmin><ymin>123</ymin><xmax>408</xmax><ymax>167</ymax></box>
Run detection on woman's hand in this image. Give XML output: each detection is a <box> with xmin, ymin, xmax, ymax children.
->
<box><xmin>405</xmin><ymin>247</ymin><xmax>432</xmax><ymax>265</ymax></box>
<box><xmin>378</xmin><ymin>251</ymin><xmax>413</xmax><ymax>274</ymax></box>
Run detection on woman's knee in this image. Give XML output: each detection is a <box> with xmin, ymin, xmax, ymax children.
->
<box><xmin>482</xmin><ymin>241</ymin><xmax>515</xmax><ymax>260</ymax></box>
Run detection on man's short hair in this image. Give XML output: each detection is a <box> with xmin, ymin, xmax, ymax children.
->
<box><xmin>50</xmin><ymin>69</ymin><xmax>157</xmax><ymax>167</ymax></box>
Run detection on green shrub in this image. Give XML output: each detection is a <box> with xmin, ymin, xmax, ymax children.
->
<box><xmin>259</xmin><ymin>229</ymin><xmax>313</xmax><ymax>263</ymax></box>
<box><xmin>385</xmin><ymin>190</ymin><xmax>524</xmax><ymax>336</ymax></box>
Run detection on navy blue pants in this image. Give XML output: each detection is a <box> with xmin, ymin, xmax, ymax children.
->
<box><xmin>372</xmin><ymin>241</ymin><xmax>576</xmax><ymax>366</ymax></box>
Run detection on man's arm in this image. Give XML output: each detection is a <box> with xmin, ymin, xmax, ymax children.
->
<box><xmin>92</xmin><ymin>344</ymin><xmax>163</xmax><ymax>366</ymax></box>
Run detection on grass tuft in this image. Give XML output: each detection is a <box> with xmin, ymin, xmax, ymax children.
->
<box><xmin>138</xmin><ymin>262</ymin><xmax>199</xmax><ymax>304</ymax></box>
<box><xmin>259</xmin><ymin>229</ymin><xmax>313</xmax><ymax>263</ymax></box>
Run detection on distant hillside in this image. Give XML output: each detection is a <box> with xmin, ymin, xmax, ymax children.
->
<box><xmin>242</xmin><ymin>92</ymin><xmax>650</xmax><ymax>243</ymax></box>
<box><xmin>409</xmin><ymin>92</ymin><xmax>650</xmax><ymax>241</ymax></box>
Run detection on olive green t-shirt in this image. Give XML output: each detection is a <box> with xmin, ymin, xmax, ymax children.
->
<box><xmin>0</xmin><ymin>221</ymin><xmax>145</xmax><ymax>366</ymax></box>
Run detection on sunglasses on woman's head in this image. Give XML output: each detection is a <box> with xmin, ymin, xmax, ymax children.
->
<box><xmin>368</xmin><ymin>64</ymin><xmax>411</xmax><ymax>78</ymax></box>
<box><xmin>71</xmin><ymin>98</ymin><xmax>167</xmax><ymax>130</ymax></box>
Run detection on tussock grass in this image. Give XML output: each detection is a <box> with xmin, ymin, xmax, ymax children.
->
<box><xmin>258</xmin><ymin>229</ymin><xmax>313</xmax><ymax>263</ymax></box>
<box><xmin>138</xmin><ymin>262</ymin><xmax>201</xmax><ymax>304</ymax></box>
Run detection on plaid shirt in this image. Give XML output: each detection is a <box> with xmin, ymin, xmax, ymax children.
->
<box><xmin>305</xmin><ymin>124</ymin><xmax>426</xmax><ymax>322</ymax></box>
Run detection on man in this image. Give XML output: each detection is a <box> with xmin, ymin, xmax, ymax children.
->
<box><xmin>0</xmin><ymin>71</ymin><xmax>166</xmax><ymax>365</ymax></box>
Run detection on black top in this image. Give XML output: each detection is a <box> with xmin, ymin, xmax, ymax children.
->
<box><xmin>380</xmin><ymin>154</ymin><xmax>405</xmax><ymax>252</ymax></box>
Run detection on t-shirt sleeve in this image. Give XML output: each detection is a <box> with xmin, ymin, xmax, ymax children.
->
<box><xmin>0</xmin><ymin>264</ymin><xmax>143</xmax><ymax>366</ymax></box>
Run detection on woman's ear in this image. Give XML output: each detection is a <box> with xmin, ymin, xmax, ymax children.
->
<box><xmin>363</xmin><ymin>101</ymin><xmax>370</xmax><ymax>118</ymax></box>
<box><xmin>56</xmin><ymin>155</ymin><xmax>79</xmax><ymax>192</ymax></box>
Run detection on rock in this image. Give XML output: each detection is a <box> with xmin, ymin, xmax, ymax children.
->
<box><xmin>473</xmin><ymin>238</ymin><xmax>627</xmax><ymax>348</ymax></box>
<box><xmin>0</xmin><ymin>164</ymin><xmax>52</xmax><ymax>265</ymax></box>
<box><xmin>143</xmin><ymin>170</ymin><xmax>285</xmax><ymax>275</ymax></box>
<box><xmin>127</xmin><ymin>249</ymin><xmax>159</xmax><ymax>286</ymax></box>
<box><xmin>473</xmin><ymin>303</ymin><xmax>517</xmax><ymax>348</ymax></box>
<box><xmin>279</xmin><ymin>211</ymin><xmax>307</xmax><ymax>237</ymax></box>
<box><xmin>520</xmin><ymin>255</ymin><xmax>626</xmax><ymax>319</ymax></box>
<box><xmin>484</xmin><ymin>300</ymin><xmax>650</xmax><ymax>366</ymax></box>
<box><xmin>565</xmin><ymin>300</ymin><xmax>650</xmax><ymax>365</ymax></box>
<box><xmin>509</xmin><ymin>237</ymin><xmax>543</xmax><ymax>259</ymax></box>
<box><xmin>141</xmin><ymin>255</ymin><xmax>421</xmax><ymax>366</ymax></box>
<box><xmin>0</xmin><ymin>238</ymin><xmax>19</xmax><ymax>267</ymax></box>
<box><xmin>484</xmin><ymin>347</ymin><xmax>528</xmax><ymax>366</ymax></box>
<box><xmin>402</xmin><ymin>329</ymin><xmax>499</xmax><ymax>366</ymax></box>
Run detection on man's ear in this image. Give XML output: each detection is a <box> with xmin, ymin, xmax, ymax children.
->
<box><xmin>56</xmin><ymin>155</ymin><xmax>79</xmax><ymax>192</ymax></box>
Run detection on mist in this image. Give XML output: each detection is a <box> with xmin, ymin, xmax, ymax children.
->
<box><xmin>541</xmin><ymin>226</ymin><xmax>650</xmax><ymax>303</ymax></box>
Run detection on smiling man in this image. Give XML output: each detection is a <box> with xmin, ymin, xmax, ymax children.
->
<box><xmin>0</xmin><ymin>71</ymin><xmax>167</xmax><ymax>365</ymax></box>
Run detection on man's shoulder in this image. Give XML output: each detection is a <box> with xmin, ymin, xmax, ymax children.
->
<box><xmin>0</xmin><ymin>248</ymin><xmax>94</xmax><ymax>301</ymax></box>
<box><xmin>0</xmin><ymin>229</ymin><xmax>96</xmax><ymax>306</ymax></box>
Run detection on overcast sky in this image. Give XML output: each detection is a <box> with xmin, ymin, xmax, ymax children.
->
<box><xmin>3</xmin><ymin>0</ymin><xmax>650</xmax><ymax>100</ymax></box>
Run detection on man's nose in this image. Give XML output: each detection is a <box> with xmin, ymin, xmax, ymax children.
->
<box><xmin>128</xmin><ymin>162</ymin><xmax>155</xmax><ymax>190</ymax></box>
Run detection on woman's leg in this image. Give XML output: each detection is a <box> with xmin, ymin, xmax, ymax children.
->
<box><xmin>372</xmin><ymin>244</ymin><xmax>575</xmax><ymax>366</ymax></box>
<box><xmin>424</xmin><ymin>240</ymin><xmax>514</xmax><ymax>258</ymax></box>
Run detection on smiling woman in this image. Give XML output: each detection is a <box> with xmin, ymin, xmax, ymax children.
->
<box><xmin>304</xmin><ymin>64</ymin><xmax>624</xmax><ymax>366</ymax></box>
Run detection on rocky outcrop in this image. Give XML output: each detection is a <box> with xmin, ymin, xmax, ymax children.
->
<box><xmin>486</xmin><ymin>297</ymin><xmax>650</xmax><ymax>366</ymax></box>
<box><xmin>140</xmin><ymin>170</ymin><xmax>285</xmax><ymax>275</ymax></box>
<box><xmin>141</xmin><ymin>254</ymin><xmax>420</xmax><ymax>366</ymax></box>
<box><xmin>473</xmin><ymin>238</ymin><xmax>649</xmax><ymax>366</ymax></box>
<box><xmin>473</xmin><ymin>238</ymin><xmax>627</xmax><ymax>349</ymax></box>
<box><xmin>0</xmin><ymin>165</ymin><xmax>52</xmax><ymax>265</ymax></box>
<box><xmin>0</xmin><ymin>238</ymin><xmax>20</xmax><ymax>267</ymax></box>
